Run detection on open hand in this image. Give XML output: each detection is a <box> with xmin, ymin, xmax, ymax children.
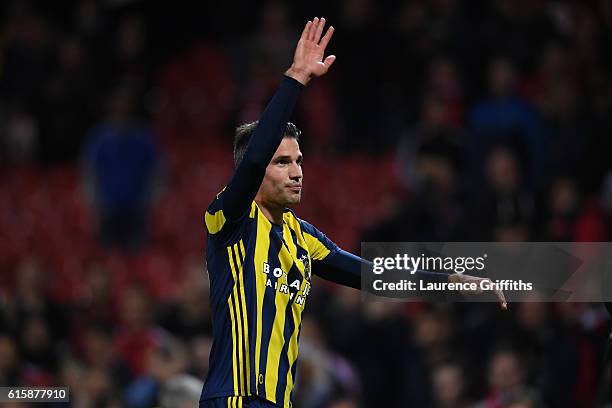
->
<box><xmin>286</xmin><ymin>17</ymin><xmax>336</xmax><ymax>85</ymax></box>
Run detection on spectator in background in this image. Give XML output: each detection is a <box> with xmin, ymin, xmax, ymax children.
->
<box><xmin>159</xmin><ymin>373</ymin><xmax>205</xmax><ymax>408</ymax></box>
<box><xmin>83</xmin><ymin>83</ymin><xmax>163</xmax><ymax>252</ymax></box>
<box><xmin>249</xmin><ymin>2</ymin><xmax>294</xmax><ymax>78</ymax></box>
<box><xmin>324</xmin><ymin>396</ymin><xmax>360</xmax><ymax>408</ymax></box>
<box><xmin>373</xmin><ymin>116</ymin><xmax>466</xmax><ymax>241</ymax></box>
<box><xmin>187</xmin><ymin>335</ymin><xmax>213</xmax><ymax>381</ymax></box>
<box><xmin>413</xmin><ymin>307</ymin><xmax>457</xmax><ymax>370</ymax></box>
<box><xmin>124</xmin><ymin>332</ymin><xmax>203</xmax><ymax>408</ymax></box>
<box><xmin>537</xmin><ymin>75</ymin><xmax>589</xmax><ymax>184</ymax></box>
<box><xmin>81</xmin><ymin>366</ymin><xmax>119</xmax><ymax>408</ymax></box>
<box><xmin>38</xmin><ymin>36</ymin><xmax>96</xmax><ymax>163</ymax></box>
<box><xmin>79</xmin><ymin>325</ymin><xmax>131</xmax><ymax>390</ymax></box>
<box><xmin>477</xmin><ymin>349</ymin><xmax>543</xmax><ymax>408</ymax></box>
<box><xmin>356</xmin><ymin>303</ymin><xmax>431</xmax><ymax>407</ymax></box>
<box><xmin>0</xmin><ymin>104</ymin><xmax>38</xmax><ymax>165</ymax></box>
<box><xmin>397</xmin><ymin>93</ymin><xmax>465</xmax><ymax>192</ymax></box>
<box><xmin>73</xmin><ymin>0</ymin><xmax>107</xmax><ymax>42</ymax></box>
<box><xmin>18</xmin><ymin>316</ymin><xmax>57</xmax><ymax>382</ymax></box>
<box><xmin>424</xmin><ymin>57</ymin><xmax>465</xmax><ymax>127</ymax></box>
<box><xmin>0</xmin><ymin>8</ymin><xmax>54</xmax><ymax>106</ymax></box>
<box><xmin>10</xmin><ymin>258</ymin><xmax>67</xmax><ymax>384</ymax></box>
<box><xmin>544</xmin><ymin>303</ymin><xmax>603</xmax><ymax>407</ymax></box>
<box><xmin>470</xmin><ymin>146</ymin><xmax>534</xmax><ymax>241</ymax></box>
<box><xmin>537</xmin><ymin>176</ymin><xmax>580</xmax><ymax>241</ymax></box>
<box><xmin>60</xmin><ymin>357</ymin><xmax>123</xmax><ymax>408</ymax></box>
<box><xmin>113</xmin><ymin>286</ymin><xmax>162</xmax><ymax>379</ymax></box>
<box><xmin>0</xmin><ymin>335</ymin><xmax>20</xmax><ymax>386</ymax></box>
<box><xmin>508</xmin><ymin>300</ymin><xmax>596</xmax><ymax>407</ymax></box>
<box><xmin>431</xmin><ymin>361</ymin><xmax>471</xmax><ymax>408</ymax></box>
<box><xmin>110</xmin><ymin>15</ymin><xmax>151</xmax><ymax>82</ymax></box>
<box><xmin>293</xmin><ymin>316</ymin><xmax>361</xmax><ymax>408</ymax></box>
<box><xmin>534</xmin><ymin>175</ymin><xmax>607</xmax><ymax>241</ymax></box>
<box><xmin>158</xmin><ymin>265</ymin><xmax>212</xmax><ymax>341</ymax></box>
<box><xmin>72</xmin><ymin>264</ymin><xmax>117</xmax><ymax>330</ymax></box>
<box><xmin>469</xmin><ymin>57</ymin><xmax>544</xmax><ymax>187</ymax></box>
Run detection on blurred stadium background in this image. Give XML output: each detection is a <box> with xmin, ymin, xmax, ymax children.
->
<box><xmin>1</xmin><ymin>0</ymin><xmax>612</xmax><ymax>407</ymax></box>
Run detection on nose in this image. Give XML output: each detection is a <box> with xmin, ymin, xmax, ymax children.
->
<box><xmin>289</xmin><ymin>161</ymin><xmax>302</xmax><ymax>181</ymax></box>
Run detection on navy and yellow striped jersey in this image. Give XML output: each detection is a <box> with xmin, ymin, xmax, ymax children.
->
<box><xmin>201</xmin><ymin>193</ymin><xmax>339</xmax><ymax>407</ymax></box>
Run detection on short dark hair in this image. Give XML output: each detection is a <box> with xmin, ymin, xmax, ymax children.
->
<box><xmin>233</xmin><ymin>121</ymin><xmax>301</xmax><ymax>167</ymax></box>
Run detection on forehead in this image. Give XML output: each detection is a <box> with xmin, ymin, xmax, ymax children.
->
<box><xmin>272</xmin><ymin>137</ymin><xmax>301</xmax><ymax>157</ymax></box>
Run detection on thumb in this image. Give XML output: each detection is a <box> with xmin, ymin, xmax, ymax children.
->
<box><xmin>323</xmin><ymin>55</ymin><xmax>336</xmax><ymax>69</ymax></box>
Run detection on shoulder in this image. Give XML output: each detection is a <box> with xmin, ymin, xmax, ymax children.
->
<box><xmin>204</xmin><ymin>189</ymin><xmax>229</xmax><ymax>235</ymax></box>
<box><xmin>294</xmin><ymin>214</ymin><xmax>337</xmax><ymax>247</ymax></box>
<box><xmin>283</xmin><ymin>209</ymin><xmax>316</xmax><ymax>235</ymax></box>
<box><xmin>205</xmin><ymin>189</ymin><xmax>256</xmax><ymax>235</ymax></box>
<box><xmin>296</xmin><ymin>216</ymin><xmax>318</xmax><ymax>236</ymax></box>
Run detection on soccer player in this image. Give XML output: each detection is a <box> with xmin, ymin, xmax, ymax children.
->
<box><xmin>200</xmin><ymin>18</ymin><xmax>506</xmax><ymax>408</ymax></box>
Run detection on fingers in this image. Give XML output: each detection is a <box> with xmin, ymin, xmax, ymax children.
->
<box><xmin>314</xmin><ymin>17</ymin><xmax>325</xmax><ymax>43</ymax></box>
<box><xmin>484</xmin><ymin>278</ymin><xmax>507</xmax><ymax>310</ymax></box>
<box><xmin>319</xmin><ymin>25</ymin><xmax>334</xmax><ymax>50</ymax></box>
<box><xmin>323</xmin><ymin>55</ymin><xmax>336</xmax><ymax>69</ymax></box>
<box><xmin>301</xmin><ymin>20</ymin><xmax>312</xmax><ymax>42</ymax></box>
<box><xmin>306</xmin><ymin>17</ymin><xmax>332</xmax><ymax>45</ymax></box>
<box><xmin>309</xmin><ymin>17</ymin><xmax>319</xmax><ymax>41</ymax></box>
<box><xmin>496</xmin><ymin>289</ymin><xmax>508</xmax><ymax>310</ymax></box>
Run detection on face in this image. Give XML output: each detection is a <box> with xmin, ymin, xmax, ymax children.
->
<box><xmin>257</xmin><ymin>137</ymin><xmax>303</xmax><ymax>208</ymax></box>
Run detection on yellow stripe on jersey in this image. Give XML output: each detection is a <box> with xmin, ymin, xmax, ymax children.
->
<box><xmin>284</xmin><ymin>289</ymin><xmax>303</xmax><ymax>404</ymax></box>
<box><xmin>281</xmin><ymin>213</ymin><xmax>306</xmax><ymax>404</ymax></box>
<box><xmin>205</xmin><ymin>209</ymin><xmax>226</xmax><ymax>234</ymax></box>
<box><xmin>285</xmin><ymin>214</ymin><xmax>310</xmax><ymax>269</ymax></box>
<box><xmin>265</xmin><ymin>240</ymin><xmax>295</xmax><ymax>402</ymax></box>
<box><xmin>282</xmin><ymin>222</ymin><xmax>297</xmax><ymax>257</ymax></box>
<box><xmin>286</xmin><ymin>215</ymin><xmax>307</xmax><ymax>247</ymax></box>
<box><xmin>238</xmin><ymin>240</ymin><xmax>251</xmax><ymax>393</ymax></box>
<box><xmin>253</xmin><ymin>206</ymin><xmax>271</xmax><ymax>394</ymax></box>
<box><xmin>249</xmin><ymin>201</ymin><xmax>257</xmax><ymax>218</ymax></box>
<box><xmin>282</xmin><ymin>220</ymin><xmax>301</xmax><ymax>273</ymax></box>
<box><xmin>228</xmin><ymin>246</ymin><xmax>245</xmax><ymax>394</ymax></box>
<box><xmin>283</xmin><ymin>212</ymin><xmax>297</xmax><ymax>258</ymax></box>
<box><xmin>227</xmin><ymin>287</ymin><xmax>239</xmax><ymax>395</ymax></box>
<box><xmin>227</xmin><ymin>396</ymin><xmax>242</xmax><ymax>408</ymax></box>
<box><xmin>284</xmin><ymin>214</ymin><xmax>308</xmax><ymax>276</ymax></box>
<box><xmin>303</xmin><ymin>232</ymin><xmax>331</xmax><ymax>261</ymax></box>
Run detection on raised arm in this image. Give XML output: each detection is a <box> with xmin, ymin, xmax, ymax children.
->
<box><xmin>222</xmin><ymin>18</ymin><xmax>336</xmax><ymax>222</ymax></box>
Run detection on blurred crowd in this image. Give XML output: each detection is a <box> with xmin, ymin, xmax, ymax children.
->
<box><xmin>1</xmin><ymin>0</ymin><xmax>612</xmax><ymax>407</ymax></box>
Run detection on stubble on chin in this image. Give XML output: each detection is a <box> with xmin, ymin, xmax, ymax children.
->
<box><xmin>284</xmin><ymin>193</ymin><xmax>301</xmax><ymax>207</ymax></box>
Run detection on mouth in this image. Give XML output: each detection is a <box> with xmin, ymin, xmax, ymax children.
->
<box><xmin>288</xmin><ymin>185</ymin><xmax>302</xmax><ymax>193</ymax></box>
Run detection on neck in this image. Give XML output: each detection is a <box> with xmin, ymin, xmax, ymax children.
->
<box><xmin>256</xmin><ymin>198</ymin><xmax>285</xmax><ymax>225</ymax></box>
